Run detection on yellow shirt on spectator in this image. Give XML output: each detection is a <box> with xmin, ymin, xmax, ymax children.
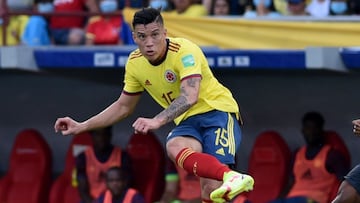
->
<box><xmin>0</xmin><ymin>15</ymin><xmax>29</xmax><ymax>46</ymax></box>
<box><xmin>274</xmin><ymin>0</ymin><xmax>289</xmax><ymax>15</ymax></box>
<box><xmin>168</xmin><ymin>4</ymin><xmax>208</xmax><ymax>17</ymax></box>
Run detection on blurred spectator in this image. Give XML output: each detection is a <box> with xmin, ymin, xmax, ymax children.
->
<box><xmin>159</xmin><ymin>159</ymin><xmax>201</xmax><ymax>203</ymax></box>
<box><xmin>95</xmin><ymin>166</ymin><xmax>145</xmax><ymax>203</ymax></box>
<box><xmin>75</xmin><ymin>126</ymin><xmax>132</xmax><ymax>203</ymax></box>
<box><xmin>85</xmin><ymin>0</ymin><xmax>134</xmax><ymax>45</ymax></box>
<box><xmin>287</xmin><ymin>0</ymin><xmax>308</xmax><ymax>15</ymax></box>
<box><xmin>22</xmin><ymin>0</ymin><xmax>54</xmax><ymax>46</ymax></box>
<box><xmin>0</xmin><ymin>0</ymin><xmax>29</xmax><ymax>46</ymax></box>
<box><xmin>243</xmin><ymin>0</ymin><xmax>281</xmax><ymax>17</ymax></box>
<box><xmin>268</xmin><ymin>112</ymin><xmax>349</xmax><ymax>203</ymax></box>
<box><xmin>329</xmin><ymin>0</ymin><xmax>351</xmax><ymax>15</ymax></box>
<box><xmin>168</xmin><ymin>0</ymin><xmax>208</xmax><ymax>16</ymax></box>
<box><xmin>209</xmin><ymin>0</ymin><xmax>231</xmax><ymax>15</ymax></box>
<box><xmin>306</xmin><ymin>0</ymin><xmax>331</xmax><ymax>17</ymax></box>
<box><xmin>50</xmin><ymin>0</ymin><xmax>99</xmax><ymax>45</ymax></box>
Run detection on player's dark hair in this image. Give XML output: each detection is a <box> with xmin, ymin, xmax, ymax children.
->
<box><xmin>132</xmin><ymin>7</ymin><xmax>164</xmax><ymax>29</ymax></box>
<box><xmin>302</xmin><ymin>111</ymin><xmax>325</xmax><ymax>128</ymax></box>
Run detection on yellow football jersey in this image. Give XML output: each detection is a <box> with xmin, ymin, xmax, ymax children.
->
<box><xmin>124</xmin><ymin>37</ymin><xmax>239</xmax><ymax>125</ymax></box>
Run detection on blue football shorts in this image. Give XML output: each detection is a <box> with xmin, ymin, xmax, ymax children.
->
<box><xmin>345</xmin><ymin>164</ymin><xmax>360</xmax><ymax>195</ymax></box>
<box><xmin>167</xmin><ymin>110</ymin><xmax>242</xmax><ymax>164</ymax></box>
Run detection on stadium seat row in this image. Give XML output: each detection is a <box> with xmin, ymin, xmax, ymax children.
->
<box><xmin>0</xmin><ymin>128</ymin><xmax>351</xmax><ymax>203</ymax></box>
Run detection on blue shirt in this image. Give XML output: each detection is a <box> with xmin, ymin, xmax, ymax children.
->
<box><xmin>22</xmin><ymin>16</ymin><xmax>51</xmax><ymax>46</ymax></box>
<box><xmin>119</xmin><ymin>22</ymin><xmax>135</xmax><ymax>45</ymax></box>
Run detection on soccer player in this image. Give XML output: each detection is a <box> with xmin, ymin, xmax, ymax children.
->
<box><xmin>331</xmin><ymin>119</ymin><xmax>360</xmax><ymax>203</ymax></box>
<box><xmin>54</xmin><ymin>7</ymin><xmax>254</xmax><ymax>203</ymax></box>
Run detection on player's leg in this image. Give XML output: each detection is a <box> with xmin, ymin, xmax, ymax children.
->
<box><xmin>332</xmin><ymin>164</ymin><xmax>360</xmax><ymax>203</ymax></box>
<box><xmin>331</xmin><ymin>181</ymin><xmax>360</xmax><ymax>203</ymax></box>
<box><xmin>203</xmin><ymin>111</ymin><xmax>253</xmax><ymax>203</ymax></box>
<box><xmin>166</xmin><ymin>136</ymin><xmax>227</xmax><ymax>202</ymax></box>
<box><xmin>166</xmin><ymin>110</ymin><xmax>254</xmax><ymax>203</ymax></box>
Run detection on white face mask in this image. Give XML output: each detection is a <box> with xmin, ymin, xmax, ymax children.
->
<box><xmin>149</xmin><ymin>0</ymin><xmax>168</xmax><ymax>11</ymax></box>
<box><xmin>330</xmin><ymin>1</ymin><xmax>347</xmax><ymax>14</ymax></box>
<box><xmin>38</xmin><ymin>2</ymin><xmax>54</xmax><ymax>13</ymax></box>
<box><xmin>100</xmin><ymin>0</ymin><xmax>118</xmax><ymax>13</ymax></box>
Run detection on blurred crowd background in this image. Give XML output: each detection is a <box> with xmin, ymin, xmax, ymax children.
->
<box><xmin>0</xmin><ymin>0</ymin><xmax>359</xmax><ymax>46</ymax></box>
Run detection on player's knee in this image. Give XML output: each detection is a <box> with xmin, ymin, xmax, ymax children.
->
<box><xmin>166</xmin><ymin>137</ymin><xmax>201</xmax><ymax>161</ymax></box>
<box><xmin>166</xmin><ymin>138</ymin><xmax>184</xmax><ymax>161</ymax></box>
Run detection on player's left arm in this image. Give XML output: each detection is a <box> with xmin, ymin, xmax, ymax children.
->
<box><xmin>155</xmin><ymin>75</ymin><xmax>201</xmax><ymax>124</ymax></box>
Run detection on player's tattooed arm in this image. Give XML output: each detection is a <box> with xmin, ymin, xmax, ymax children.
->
<box><xmin>155</xmin><ymin>77</ymin><xmax>201</xmax><ymax>124</ymax></box>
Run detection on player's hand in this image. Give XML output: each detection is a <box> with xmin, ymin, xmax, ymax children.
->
<box><xmin>352</xmin><ymin>119</ymin><xmax>360</xmax><ymax>136</ymax></box>
<box><xmin>132</xmin><ymin>117</ymin><xmax>162</xmax><ymax>134</ymax></box>
<box><xmin>54</xmin><ymin>117</ymin><xmax>82</xmax><ymax>136</ymax></box>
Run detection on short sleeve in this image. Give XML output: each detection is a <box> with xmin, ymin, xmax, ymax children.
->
<box><xmin>123</xmin><ymin>61</ymin><xmax>144</xmax><ymax>94</ymax></box>
<box><xmin>176</xmin><ymin>42</ymin><xmax>204</xmax><ymax>80</ymax></box>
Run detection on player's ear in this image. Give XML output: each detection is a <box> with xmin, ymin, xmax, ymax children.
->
<box><xmin>132</xmin><ymin>31</ymin><xmax>136</xmax><ymax>42</ymax></box>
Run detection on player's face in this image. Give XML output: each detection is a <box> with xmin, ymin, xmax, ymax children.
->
<box><xmin>133</xmin><ymin>22</ymin><xmax>167</xmax><ymax>63</ymax></box>
<box><xmin>302</xmin><ymin>120</ymin><xmax>323</xmax><ymax>146</ymax></box>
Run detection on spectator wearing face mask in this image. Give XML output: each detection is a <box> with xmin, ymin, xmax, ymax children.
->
<box><xmin>22</xmin><ymin>0</ymin><xmax>54</xmax><ymax>46</ymax></box>
<box><xmin>329</xmin><ymin>0</ymin><xmax>350</xmax><ymax>15</ymax></box>
<box><xmin>85</xmin><ymin>0</ymin><xmax>134</xmax><ymax>45</ymax></box>
<box><xmin>243</xmin><ymin>0</ymin><xmax>281</xmax><ymax>18</ymax></box>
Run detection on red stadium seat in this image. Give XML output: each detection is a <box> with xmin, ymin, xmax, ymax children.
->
<box><xmin>126</xmin><ymin>132</ymin><xmax>166</xmax><ymax>203</ymax></box>
<box><xmin>0</xmin><ymin>128</ymin><xmax>52</xmax><ymax>203</ymax></box>
<box><xmin>324</xmin><ymin>130</ymin><xmax>351</xmax><ymax>203</ymax></box>
<box><xmin>324</xmin><ymin>130</ymin><xmax>351</xmax><ymax>170</ymax></box>
<box><xmin>245</xmin><ymin>130</ymin><xmax>292</xmax><ymax>203</ymax></box>
<box><xmin>49</xmin><ymin>132</ymin><xmax>93</xmax><ymax>203</ymax></box>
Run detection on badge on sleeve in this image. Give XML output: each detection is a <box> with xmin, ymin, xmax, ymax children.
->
<box><xmin>181</xmin><ymin>54</ymin><xmax>195</xmax><ymax>68</ymax></box>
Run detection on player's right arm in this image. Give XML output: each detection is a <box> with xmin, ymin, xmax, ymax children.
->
<box><xmin>54</xmin><ymin>92</ymin><xmax>141</xmax><ymax>136</ymax></box>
